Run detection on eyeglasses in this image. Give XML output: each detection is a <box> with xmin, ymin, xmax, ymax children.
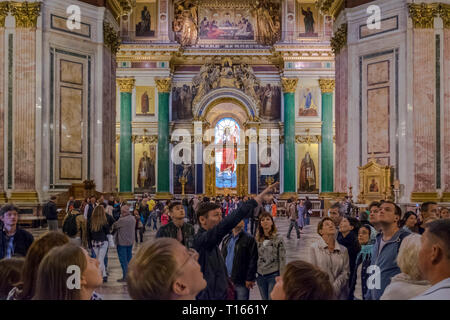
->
<box><xmin>175</xmin><ymin>248</ymin><xmax>199</xmax><ymax>275</ymax></box>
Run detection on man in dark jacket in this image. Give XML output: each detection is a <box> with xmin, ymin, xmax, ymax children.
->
<box><xmin>194</xmin><ymin>182</ymin><xmax>278</xmax><ymax>300</ymax></box>
<box><xmin>250</xmin><ymin>198</ymin><xmax>263</xmax><ymax>236</ymax></box>
<box><xmin>221</xmin><ymin>220</ymin><xmax>258</xmax><ymax>300</ymax></box>
<box><xmin>43</xmin><ymin>196</ymin><xmax>58</xmax><ymax>231</ymax></box>
<box><xmin>0</xmin><ymin>204</ymin><xmax>34</xmax><ymax>259</ymax></box>
<box><xmin>156</xmin><ymin>201</ymin><xmax>195</xmax><ymax>249</ymax></box>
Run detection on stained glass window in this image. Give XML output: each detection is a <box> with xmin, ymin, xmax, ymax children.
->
<box><xmin>215</xmin><ymin>118</ymin><xmax>240</xmax><ymax>189</ymax></box>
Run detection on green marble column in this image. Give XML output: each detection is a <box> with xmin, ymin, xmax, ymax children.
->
<box><xmin>117</xmin><ymin>78</ymin><xmax>135</xmax><ymax>195</ymax></box>
<box><xmin>155</xmin><ymin>78</ymin><xmax>172</xmax><ymax>199</ymax></box>
<box><xmin>319</xmin><ymin>79</ymin><xmax>335</xmax><ymax>193</ymax></box>
<box><xmin>281</xmin><ymin>78</ymin><xmax>298</xmax><ymax>197</ymax></box>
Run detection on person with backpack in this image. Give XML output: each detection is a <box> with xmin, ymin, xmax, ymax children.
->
<box><xmin>62</xmin><ymin>200</ymin><xmax>87</xmax><ymax>248</ymax></box>
<box><xmin>112</xmin><ymin>200</ymin><xmax>121</xmax><ymax>221</ymax></box>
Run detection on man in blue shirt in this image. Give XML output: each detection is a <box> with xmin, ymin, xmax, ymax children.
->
<box><xmin>221</xmin><ymin>220</ymin><xmax>258</xmax><ymax>300</ymax></box>
<box><xmin>0</xmin><ymin>204</ymin><xmax>34</xmax><ymax>259</ymax></box>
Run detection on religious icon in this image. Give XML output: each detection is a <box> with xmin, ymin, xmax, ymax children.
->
<box><xmin>215</xmin><ymin>118</ymin><xmax>239</xmax><ymax>189</ymax></box>
<box><xmin>136</xmin><ymin>86</ymin><xmax>155</xmax><ymax>115</ymax></box>
<box><xmin>135</xmin><ymin>3</ymin><xmax>156</xmax><ymax>37</ymax></box>
<box><xmin>137</xmin><ymin>150</ymin><xmax>155</xmax><ymax>190</ymax></box>
<box><xmin>174</xmin><ymin>149</ymin><xmax>195</xmax><ymax>195</ymax></box>
<box><xmin>298</xmin><ymin>88</ymin><xmax>318</xmax><ymax>117</ymax></box>
<box><xmin>299</xmin><ymin>152</ymin><xmax>317</xmax><ymax>192</ymax></box>
<box><xmin>172</xmin><ymin>84</ymin><xmax>193</xmax><ymax>120</ymax></box>
<box><xmin>302</xmin><ymin>7</ymin><xmax>315</xmax><ymax>34</ymax></box>
<box><xmin>141</xmin><ymin>91</ymin><xmax>149</xmax><ymax>114</ymax></box>
<box><xmin>369</xmin><ymin>178</ymin><xmax>379</xmax><ymax>193</ymax></box>
<box><xmin>298</xmin><ymin>4</ymin><xmax>319</xmax><ymax>37</ymax></box>
<box><xmin>257</xmin><ymin>84</ymin><xmax>281</xmax><ymax>120</ymax></box>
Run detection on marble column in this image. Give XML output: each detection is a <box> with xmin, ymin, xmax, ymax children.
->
<box><xmin>281</xmin><ymin>78</ymin><xmax>298</xmax><ymax>197</ymax></box>
<box><xmin>155</xmin><ymin>78</ymin><xmax>172</xmax><ymax>199</ymax></box>
<box><xmin>0</xmin><ymin>3</ymin><xmax>7</xmax><ymax>202</ymax></box>
<box><xmin>10</xmin><ymin>2</ymin><xmax>40</xmax><ymax>202</ymax></box>
<box><xmin>319</xmin><ymin>79</ymin><xmax>335</xmax><ymax>193</ymax></box>
<box><xmin>441</xmin><ymin>5</ymin><xmax>450</xmax><ymax>200</ymax></box>
<box><xmin>194</xmin><ymin>121</ymin><xmax>203</xmax><ymax>194</ymax></box>
<box><xmin>117</xmin><ymin>78</ymin><xmax>135</xmax><ymax>195</ymax></box>
<box><xmin>409</xmin><ymin>4</ymin><xmax>439</xmax><ymax>200</ymax></box>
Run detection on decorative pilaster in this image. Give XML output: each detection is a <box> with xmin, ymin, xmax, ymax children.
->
<box><xmin>155</xmin><ymin>78</ymin><xmax>172</xmax><ymax>199</ymax></box>
<box><xmin>319</xmin><ymin>79</ymin><xmax>335</xmax><ymax>193</ymax></box>
<box><xmin>9</xmin><ymin>1</ymin><xmax>41</xmax><ymax>203</ymax></box>
<box><xmin>0</xmin><ymin>2</ymin><xmax>6</xmax><ymax>202</ymax></box>
<box><xmin>441</xmin><ymin>4</ymin><xmax>450</xmax><ymax>199</ymax></box>
<box><xmin>281</xmin><ymin>77</ymin><xmax>298</xmax><ymax>198</ymax></box>
<box><xmin>194</xmin><ymin>121</ymin><xmax>203</xmax><ymax>194</ymax></box>
<box><xmin>408</xmin><ymin>3</ymin><xmax>438</xmax><ymax>199</ymax></box>
<box><xmin>0</xmin><ymin>2</ymin><xmax>8</xmax><ymax>28</ymax></box>
<box><xmin>330</xmin><ymin>23</ymin><xmax>347</xmax><ymax>55</ymax></box>
<box><xmin>117</xmin><ymin>78</ymin><xmax>135</xmax><ymax>195</ymax></box>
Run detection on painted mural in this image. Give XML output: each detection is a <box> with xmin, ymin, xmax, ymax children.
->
<box><xmin>134</xmin><ymin>1</ymin><xmax>157</xmax><ymax>37</ymax></box>
<box><xmin>215</xmin><ymin>118</ymin><xmax>240</xmax><ymax>189</ymax></box>
<box><xmin>297</xmin><ymin>143</ymin><xmax>319</xmax><ymax>192</ymax></box>
<box><xmin>135</xmin><ymin>144</ymin><xmax>156</xmax><ymax>192</ymax></box>
<box><xmin>256</xmin><ymin>84</ymin><xmax>281</xmax><ymax>120</ymax></box>
<box><xmin>136</xmin><ymin>86</ymin><xmax>155</xmax><ymax>115</ymax></box>
<box><xmin>172</xmin><ymin>84</ymin><xmax>194</xmax><ymax>120</ymax></box>
<box><xmin>297</xmin><ymin>86</ymin><xmax>320</xmax><ymax>117</ymax></box>
<box><xmin>173</xmin><ymin>149</ymin><xmax>195</xmax><ymax>194</ymax></box>
<box><xmin>296</xmin><ymin>1</ymin><xmax>322</xmax><ymax>38</ymax></box>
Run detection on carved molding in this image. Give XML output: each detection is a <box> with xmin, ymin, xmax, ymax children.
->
<box><xmin>0</xmin><ymin>2</ymin><xmax>8</xmax><ymax>28</ymax></box>
<box><xmin>104</xmin><ymin>21</ymin><xmax>121</xmax><ymax>55</ymax></box>
<box><xmin>117</xmin><ymin>78</ymin><xmax>135</xmax><ymax>92</ymax></box>
<box><xmin>155</xmin><ymin>78</ymin><xmax>172</xmax><ymax>93</ymax></box>
<box><xmin>295</xmin><ymin>135</ymin><xmax>322</xmax><ymax>144</ymax></box>
<box><xmin>281</xmin><ymin>78</ymin><xmax>298</xmax><ymax>93</ymax></box>
<box><xmin>439</xmin><ymin>4</ymin><xmax>450</xmax><ymax>29</ymax></box>
<box><xmin>131</xmin><ymin>135</ymin><xmax>158</xmax><ymax>145</ymax></box>
<box><xmin>10</xmin><ymin>1</ymin><xmax>41</xmax><ymax>28</ymax></box>
<box><xmin>318</xmin><ymin>79</ymin><xmax>335</xmax><ymax>93</ymax></box>
<box><xmin>330</xmin><ymin>23</ymin><xmax>347</xmax><ymax>55</ymax></box>
<box><xmin>408</xmin><ymin>3</ymin><xmax>439</xmax><ymax>29</ymax></box>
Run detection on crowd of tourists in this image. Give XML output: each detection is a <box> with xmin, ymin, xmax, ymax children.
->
<box><xmin>0</xmin><ymin>185</ymin><xmax>449</xmax><ymax>300</ymax></box>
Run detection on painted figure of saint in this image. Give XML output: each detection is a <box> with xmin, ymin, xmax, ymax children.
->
<box><xmin>369</xmin><ymin>179</ymin><xmax>379</xmax><ymax>192</ymax></box>
<box><xmin>302</xmin><ymin>7</ymin><xmax>315</xmax><ymax>34</ymax></box>
<box><xmin>141</xmin><ymin>91</ymin><xmax>149</xmax><ymax>114</ymax></box>
<box><xmin>299</xmin><ymin>152</ymin><xmax>316</xmax><ymax>192</ymax></box>
<box><xmin>141</xmin><ymin>6</ymin><xmax>151</xmax><ymax>32</ymax></box>
<box><xmin>137</xmin><ymin>151</ymin><xmax>155</xmax><ymax>189</ymax></box>
<box><xmin>298</xmin><ymin>88</ymin><xmax>318</xmax><ymax>117</ymax></box>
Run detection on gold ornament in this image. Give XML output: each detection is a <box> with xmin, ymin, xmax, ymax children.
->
<box><xmin>330</xmin><ymin>23</ymin><xmax>347</xmax><ymax>55</ymax></box>
<box><xmin>315</xmin><ymin>0</ymin><xmax>334</xmax><ymax>15</ymax></box>
<box><xmin>408</xmin><ymin>3</ymin><xmax>439</xmax><ymax>29</ymax></box>
<box><xmin>0</xmin><ymin>2</ymin><xmax>9</xmax><ymax>28</ymax></box>
<box><xmin>103</xmin><ymin>21</ymin><xmax>121</xmax><ymax>55</ymax></box>
<box><xmin>117</xmin><ymin>78</ymin><xmax>135</xmax><ymax>92</ymax></box>
<box><xmin>439</xmin><ymin>4</ymin><xmax>450</xmax><ymax>29</ymax></box>
<box><xmin>319</xmin><ymin>79</ymin><xmax>335</xmax><ymax>93</ymax></box>
<box><xmin>10</xmin><ymin>1</ymin><xmax>41</xmax><ymax>28</ymax></box>
<box><xmin>155</xmin><ymin>78</ymin><xmax>172</xmax><ymax>93</ymax></box>
<box><xmin>281</xmin><ymin>78</ymin><xmax>298</xmax><ymax>93</ymax></box>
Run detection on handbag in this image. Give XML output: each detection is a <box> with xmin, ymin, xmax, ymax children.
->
<box><xmin>107</xmin><ymin>234</ymin><xmax>115</xmax><ymax>248</ymax></box>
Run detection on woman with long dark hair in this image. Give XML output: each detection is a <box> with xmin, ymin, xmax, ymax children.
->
<box><xmin>400</xmin><ymin>211</ymin><xmax>419</xmax><ymax>233</ymax></box>
<box><xmin>255</xmin><ymin>211</ymin><xmax>286</xmax><ymax>300</ymax></box>
<box><xmin>87</xmin><ymin>205</ymin><xmax>110</xmax><ymax>283</ymax></box>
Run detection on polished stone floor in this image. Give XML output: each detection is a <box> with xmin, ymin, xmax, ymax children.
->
<box><xmin>28</xmin><ymin>215</ymin><xmax>322</xmax><ymax>300</ymax></box>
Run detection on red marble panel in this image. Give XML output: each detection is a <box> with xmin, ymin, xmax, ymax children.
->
<box><xmin>13</xmin><ymin>29</ymin><xmax>36</xmax><ymax>190</ymax></box>
<box><xmin>413</xmin><ymin>29</ymin><xmax>436</xmax><ymax>192</ymax></box>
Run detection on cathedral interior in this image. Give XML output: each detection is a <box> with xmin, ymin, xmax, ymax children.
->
<box><xmin>0</xmin><ymin>0</ymin><xmax>449</xmax><ymax>217</ymax></box>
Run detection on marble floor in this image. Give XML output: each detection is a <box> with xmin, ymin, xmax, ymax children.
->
<box><xmin>28</xmin><ymin>216</ymin><xmax>322</xmax><ymax>300</ymax></box>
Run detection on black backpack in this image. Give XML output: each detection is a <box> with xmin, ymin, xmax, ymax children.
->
<box><xmin>63</xmin><ymin>213</ymin><xmax>79</xmax><ymax>237</ymax></box>
<box><xmin>113</xmin><ymin>206</ymin><xmax>121</xmax><ymax>221</ymax></box>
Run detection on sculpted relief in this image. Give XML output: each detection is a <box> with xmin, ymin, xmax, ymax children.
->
<box><xmin>172</xmin><ymin>0</ymin><xmax>281</xmax><ymax>47</ymax></box>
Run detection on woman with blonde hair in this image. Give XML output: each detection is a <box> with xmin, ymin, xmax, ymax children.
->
<box><xmin>380</xmin><ymin>234</ymin><xmax>431</xmax><ymax>300</ymax></box>
<box><xmin>34</xmin><ymin>243</ymin><xmax>103</xmax><ymax>300</ymax></box>
<box><xmin>255</xmin><ymin>211</ymin><xmax>286</xmax><ymax>300</ymax></box>
<box><xmin>6</xmin><ymin>231</ymin><xmax>69</xmax><ymax>300</ymax></box>
<box><xmin>87</xmin><ymin>205</ymin><xmax>110</xmax><ymax>283</ymax></box>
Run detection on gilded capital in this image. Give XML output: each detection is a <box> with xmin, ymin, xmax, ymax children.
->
<box><xmin>408</xmin><ymin>3</ymin><xmax>439</xmax><ymax>29</ymax></box>
<box><xmin>10</xmin><ymin>1</ymin><xmax>41</xmax><ymax>28</ymax></box>
<box><xmin>330</xmin><ymin>23</ymin><xmax>347</xmax><ymax>55</ymax></box>
<box><xmin>281</xmin><ymin>78</ymin><xmax>298</xmax><ymax>93</ymax></box>
<box><xmin>319</xmin><ymin>79</ymin><xmax>335</xmax><ymax>93</ymax></box>
<box><xmin>117</xmin><ymin>78</ymin><xmax>135</xmax><ymax>92</ymax></box>
<box><xmin>439</xmin><ymin>4</ymin><xmax>450</xmax><ymax>29</ymax></box>
<box><xmin>0</xmin><ymin>2</ymin><xmax>9</xmax><ymax>28</ymax></box>
<box><xmin>103</xmin><ymin>21</ymin><xmax>121</xmax><ymax>55</ymax></box>
<box><xmin>155</xmin><ymin>78</ymin><xmax>172</xmax><ymax>93</ymax></box>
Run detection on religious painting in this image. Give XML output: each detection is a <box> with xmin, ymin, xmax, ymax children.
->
<box><xmin>297</xmin><ymin>86</ymin><xmax>320</xmax><ymax>117</ymax></box>
<box><xmin>297</xmin><ymin>144</ymin><xmax>319</xmax><ymax>192</ymax></box>
<box><xmin>136</xmin><ymin>86</ymin><xmax>155</xmax><ymax>115</ymax></box>
<box><xmin>134</xmin><ymin>1</ymin><xmax>157</xmax><ymax>37</ymax></box>
<box><xmin>255</xmin><ymin>84</ymin><xmax>282</xmax><ymax>120</ymax></box>
<box><xmin>258</xmin><ymin>145</ymin><xmax>280</xmax><ymax>193</ymax></box>
<box><xmin>296</xmin><ymin>1</ymin><xmax>322</xmax><ymax>38</ymax></box>
<box><xmin>198</xmin><ymin>7</ymin><xmax>255</xmax><ymax>41</ymax></box>
<box><xmin>172</xmin><ymin>84</ymin><xmax>194</xmax><ymax>120</ymax></box>
<box><xmin>134</xmin><ymin>144</ymin><xmax>156</xmax><ymax>192</ymax></box>
<box><xmin>368</xmin><ymin>177</ymin><xmax>380</xmax><ymax>193</ymax></box>
<box><xmin>215</xmin><ymin>118</ymin><xmax>240</xmax><ymax>189</ymax></box>
<box><xmin>173</xmin><ymin>149</ymin><xmax>195</xmax><ymax>195</ymax></box>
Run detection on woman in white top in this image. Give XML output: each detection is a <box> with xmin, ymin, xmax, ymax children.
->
<box><xmin>307</xmin><ymin>217</ymin><xmax>350</xmax><ymax>300</ymax></box>
<box><xmin>380</xmin><ymin>233</ymin><xmax>431</xmax><ymax>300</ymax></box>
